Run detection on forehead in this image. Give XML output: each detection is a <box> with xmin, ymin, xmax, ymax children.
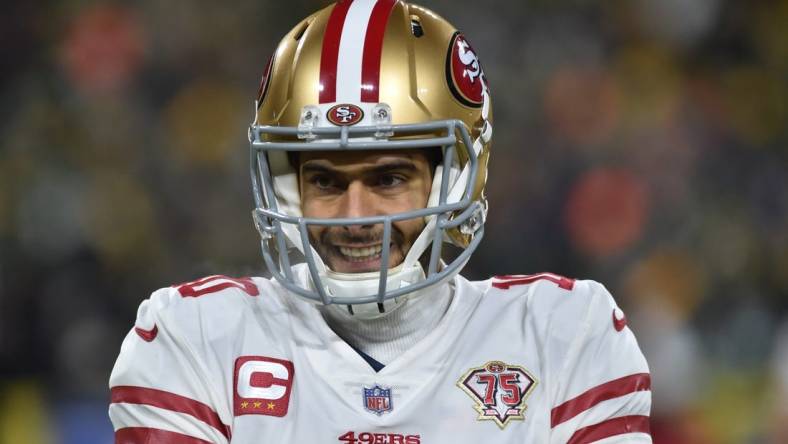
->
<box><xmin>297</xmin><ymin>149</ymin><xmax>431</xmax><ymax>169</ymax></box>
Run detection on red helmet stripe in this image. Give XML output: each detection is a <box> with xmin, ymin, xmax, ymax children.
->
<box><xmin>360</xmin><ymin>0</ymin><xmax>396</xmax><ymax>102</ymax></box>
<box><xmin>319</xmin><ymin>0</ymin><xmax>354</xmax><ymax>103</ymax></box>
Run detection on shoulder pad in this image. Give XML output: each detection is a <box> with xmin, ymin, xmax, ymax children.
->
<box><xmin>491</xmin><ymin>275</ymin><xmax>613</xmax><ymax>344</ymax></box>
<box><xmin>575</xmin><ymin>280</ymin><xmax>628</xmax><ymax>335</ymax></box>
<box><xmin>133</xmin><ymin>275</ymin><xmax>262</xmax><ymax>343</ymax></box>
<box><xmin>538</xmin><ymin>279</ymin><xmax>627</xmax><ymax>349</ymax></box>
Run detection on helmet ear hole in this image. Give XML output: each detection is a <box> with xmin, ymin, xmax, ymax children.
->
<box><xmin>293</xmin><ymin>20</ymin><xmax>310</xmax><ymax>41</ymax></box>
<box><xmin>409</xmin><ymin>15</ymin><xmax>423</xmax><ymax>37</ymax></box>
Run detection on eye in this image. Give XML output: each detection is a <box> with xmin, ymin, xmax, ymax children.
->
<box><xmin>310</xmin><ymin>175</ymin><xmax>336</xmax><ymax>190</ymax></box>
<box><xmin>377</xmin><ymin>174</ymin><xmax>405</xmax><ymax>188</ymax></box>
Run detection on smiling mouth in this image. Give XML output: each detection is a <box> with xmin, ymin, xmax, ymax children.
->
<box><xmin>336</xmin><ymin>244</ymin><xmax>384</xmax><ymax>262</ymax></box>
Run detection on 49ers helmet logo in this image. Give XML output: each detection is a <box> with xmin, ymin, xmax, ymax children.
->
<box><xmin>327</xmin><ymin>104</ymin><xmax>364</xmax><ymax>126</ymax></box>
<box><xmin>446</xmin><ymin>32</ymin><xmax>487</xmax><ymax>108</ymax></box>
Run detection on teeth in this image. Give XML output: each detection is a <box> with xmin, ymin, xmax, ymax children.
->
<box><xmin>339</xmin><ymin>244</ymin><xmax>383</xmax><ymax>261</ymax></box>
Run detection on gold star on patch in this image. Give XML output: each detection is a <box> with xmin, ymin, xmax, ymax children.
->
<box><xmin>267</xmin><ymin>402</ymin><xmax>276</xmax><ymax>410</ymax></box>
<box><xmin>253</xmin><ymin>401</ymin><xmax>262</xmax><ymax>408</ymax></box>
<box><xmin>240</xmin><ymin>401</ymin><xmax>249</xmax><ymax>409</ymax></box>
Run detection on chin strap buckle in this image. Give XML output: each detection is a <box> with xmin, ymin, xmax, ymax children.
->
<box><xmin>460</xmin><ymin>199</ymin><xmax>487</xmax><ymax>237</ymax></box>
<box><xmin>252</xmin><ymin>209</ymin><xmax>274</xmax><ymax>240</ymax></box>
<box><xmin>298</xmin><ymin>105</ymin><xmax>321</xmax><ymax>140</ymax></box>
<box><xmin>372</xmin><ymin>103</ymin><xmax>394</xmax><ymax>139</ymax></box>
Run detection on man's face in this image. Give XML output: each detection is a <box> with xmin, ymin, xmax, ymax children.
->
<box><xmin>299</xmin><ymin>149</ymin><xmax>434</xmax><ymax>273</ymax></box>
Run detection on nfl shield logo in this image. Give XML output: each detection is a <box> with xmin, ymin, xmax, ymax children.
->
<box><xmin>363</xmin><ymin>384</ymin><xmax>392</xmax><ymax>415</ymax></box>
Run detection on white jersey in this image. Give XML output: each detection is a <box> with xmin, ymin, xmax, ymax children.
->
<box><xmin>109</xmin><ymin>272</ymin><xmax>651</xmax><ymax>443</ymax></box>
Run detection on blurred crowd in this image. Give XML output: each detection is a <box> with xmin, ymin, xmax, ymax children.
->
<box><xmin>0</xmin><ymin>0</ymin><xmax>786</xmax><ymax>443</ymax></box>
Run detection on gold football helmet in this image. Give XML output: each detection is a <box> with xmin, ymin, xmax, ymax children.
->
<box><xmin>249</xmin><ymin>0</ymin><xmax>492</xmax><ymax>312</ymax></box>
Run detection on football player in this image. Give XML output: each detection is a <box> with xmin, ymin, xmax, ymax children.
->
<box><xmin>109</xmin><ymin>1</ymin><xmax>652</xmax><ymax>443</ymax></box>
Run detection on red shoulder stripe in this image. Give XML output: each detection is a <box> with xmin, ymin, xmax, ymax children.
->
<box><xmin>551</xmin><ymin>373</ymin><xmax>651</xmax><ymax>427</ymax></box>
<box><xmin>493</xmin><ymin>273</ymin><xmax>575</xmax><ymax>290</ymax></box>
<box><xmin>175</xmin><ymin>275</ymin><xmax>259</xmax><ymax>297</ymax></box>
<box><xmin>111</xmin><ymin>386</ymin><xmax>231</xmax><ymax>440</ymax></box>
<box><xmin>566</xmin><ymin>415</ymin><xmax>651</xmax><ymax>444</ymax></box>
<box><xmin>115</xmin><ymin>427</ymin><xmax>213</xmax><ymax>444</ymax></box>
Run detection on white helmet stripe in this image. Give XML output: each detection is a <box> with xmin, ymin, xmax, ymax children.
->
<box><xmin>336</xmin><ymin>0</ymin><xmax>377</xmax><ymax>102</ymax></box>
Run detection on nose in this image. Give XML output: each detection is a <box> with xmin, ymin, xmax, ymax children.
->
<box><xmin>340</xmin><ymin>181</ymin><xmax>376</xmax><ymax>232</ymax></box>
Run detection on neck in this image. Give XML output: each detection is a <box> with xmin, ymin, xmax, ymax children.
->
<box><xmin>319</xmin><ymin>281</ymin><xmax>453</xmax><ymax>365</ymax></box>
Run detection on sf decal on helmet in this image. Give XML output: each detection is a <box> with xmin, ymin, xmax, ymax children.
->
<box><xmin>446</xmin><ymin>32</ymin><xmax>487</xmax><ymax>108</ymax></box>
<box><xmin>327</xmin><ymin>104</ymin><xmax>365</xmax><ymax>126</ymax></box>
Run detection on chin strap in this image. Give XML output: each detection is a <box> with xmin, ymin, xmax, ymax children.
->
<box><xmin>323</xmin><ymin>263</ymin><xmax>426</xmax><ymax>319</ymax></box>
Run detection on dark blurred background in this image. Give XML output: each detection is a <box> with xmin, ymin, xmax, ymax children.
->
<box><xmin>0</xmin><ymin>0</ymin><xmax>786</xmax><ymax>442</ymax></box>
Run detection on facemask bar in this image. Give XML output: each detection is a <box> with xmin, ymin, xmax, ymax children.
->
<box><xmin>249</xmin><ymin>119</ymin><xmax>483</xmax><ymax>305</ymax></box>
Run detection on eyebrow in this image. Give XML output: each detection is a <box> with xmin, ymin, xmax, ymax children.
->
<box><xmin>301</xmin><ymin>160</ymin><xmax>418</xmax><ymax>176</ymax></box>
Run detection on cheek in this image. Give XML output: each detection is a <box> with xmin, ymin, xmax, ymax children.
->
<box><xmin>306</xmin><ymin>224</ymin><xmax>326</xmax><ymax>244</ymax></box>
<box><xmin>302</xmin><ymin>198</ymin><xmax>327</xmax><ymax>218</ymax></box>
<box><xmin>390</xmin><ymin>180</ymin><xmax>432</xmax><ymax>212</ymax></box>
<box><xmin>420</xmin><ymin>176</ymin><xmax>433</xmax><ymax>206</ymax></box>
<box><xmin>393</xmin><ymin>217</ymin><xmax>426</xmax><ymax>244</ymax></box>
<box><xmin>387</xmin><ymin>180</ymin><xmax>431</xmax><ymax>241</ymax></box>
<box><xmin>412</xmin><ymin>173</ymin><xmax>431</xmax><ymax>202</ymax></box>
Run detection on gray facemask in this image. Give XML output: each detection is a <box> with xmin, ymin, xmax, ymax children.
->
<box><xmin>249</xmin><ymin>103</ymin><xmax>487</xmax><ymax>313</ymax></box>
